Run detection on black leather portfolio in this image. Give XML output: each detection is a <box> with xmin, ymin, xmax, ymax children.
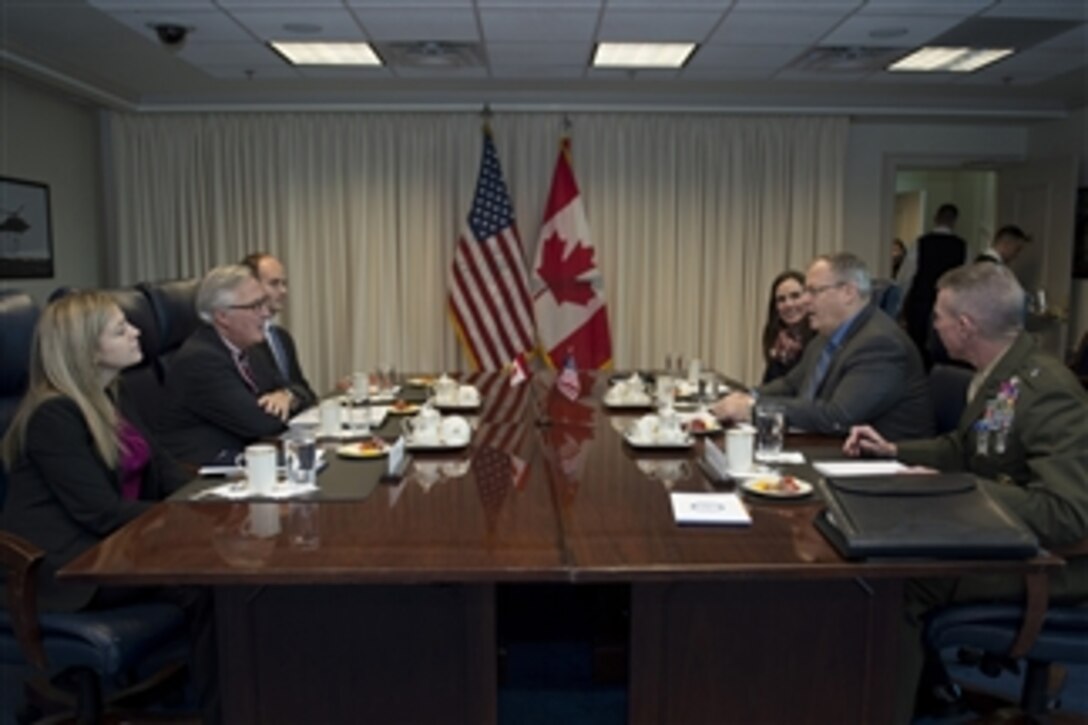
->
<box><xmin>815</xmin><ymin>473</ymin><xmax>1039</xmax><ymax>561</ymax></box>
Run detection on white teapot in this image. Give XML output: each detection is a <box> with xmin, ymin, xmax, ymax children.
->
<box><xmin>401</xmin><ymin>404</ymin><xmax>441</xmax><ymax>445</ymax></box>
<box><xmin>434</xmin><ymin>374</ymin><xmax>459</xmax><ymax>406</ymax></box>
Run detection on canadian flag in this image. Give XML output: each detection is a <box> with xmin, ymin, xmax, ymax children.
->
<box><xmin>531</xmin><ymin>137</ymin><xmax>613</xmax><ymax>370</ymax></box>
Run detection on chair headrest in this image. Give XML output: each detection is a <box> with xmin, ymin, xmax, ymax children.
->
<box><xmin>0</xmin><ymin>291</ymin><xmax>40</xmax><ymax>399</ymax></box>
<box><xmin>107</xmin><ymin>288</ymin><xmax>160</xmax><ymax>368</ymax></box>
<box><xmin>139</xmin><ymin>279</ymin><xmax>200</xmax><ymax>354</ymax></box>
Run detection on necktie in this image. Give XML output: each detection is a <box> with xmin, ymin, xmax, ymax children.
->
<box><xmin>235</xmin><ymin>351</ymin><xmax>259</xmax><ymax>393</ymax></box>
<box><xmin>267</xmin><ymin>325</ymin><xmax>290</xmax><ymax>380</ymax></box>
<box><xmin>801</xmin><ymin>340</ymin><xmax>838</xmax><ymax>401</ymax></box>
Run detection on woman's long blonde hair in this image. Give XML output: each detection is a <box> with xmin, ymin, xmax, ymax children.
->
<box><xmin>2</xmin><ymin>291</ymin><xmax>124</xmax><ymax>469</ymax></box>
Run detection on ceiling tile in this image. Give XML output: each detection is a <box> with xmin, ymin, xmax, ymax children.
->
<box><xmin>773</xmin><ymin>68</ymin><xmax>871</xmax><ymax>81</ymax></box>
<box><xmin>605</xmin><ymin>0</ymin><xmax>731</xmax><ymax>6</ymax></box>
<box><xmin>858</xmin><ymin>0</ymin><xmax>991</xmax><ymax>16</ymax></box>
<box><xmin>681</xmin><ymin>66</ymin><xmax>777</xmax><ymax>79</ymax></box>
<box><xmin>477</xmin><ymin>0</ymin><xmax>600</xmax><ymax>6</ymax></box>
<box><xmin>968</xmin><ymin>48</ymin><xmax>1085</xmax><ymax>76</ymax></box>
<box><xmin>731</xmin><ymin>0</ymin><xmax>860</xmax><ymax>9</ymax></box>
<box><xmin>687</xmin><ymin>43</ymin><xmax>805</xmax><ymax>69</ymax></box>
<box><xmin>178</xmin><ymin>41</ymin><xmax>286</xmax><ymax>65</ymax></box>
<box><xmin>108</xmin><ymin>9</ymin><xmax>253</xmax><ymax>44</ymax></box>
<box><xmin>226</xmin><ymin>8</ymin><xmax>366</xmax><ymax>40</ymax></box>
<box><xmin>393</xmin><ymin>66</ymin><xmax>489</xmax><ymax>77</ymax></box>
<box><xmin>294</xmin><ymin>66</ymin><xmax>393</xmax><ymax>78</ymax></box>
<box><xmin>351</xmin><ymin>8</ymin><xmax>480</xmax><ymax>41</ymax></box>
<box><xmin>707</xmin><ymin>10</ymin><xmax>849</xmax><ymax>46</ymax></box>
<box><xmin>90</xmin><ymin>0</ymin><xmax>215</xmax><ymax>8</ymax></box>
<box><xmin>217</xmin><ymin>0</ymin><xmax>345</xmax><ymax>7</ymax></box>
<box><xmin>819</xmin><ymin>13</ymin><xmax>964</xmax><ymax>47</ymax></box>
<box><xmin>486</xmin><ymin>41</ymin><xmax>593</xmax><ymax>64</ymax></box>
<box><xmin>597</xmin><ymin>9</ymin><xmax>724</xmax><ymax>41</ymax></box>
<box><xmin>479</xmin><ymin>8</ymin><xmax>600</xmax><ymax>42</ymax></box>
<box><xmin>982</xmin><ymin>0</ymin><xmax>1088</xmax><ymax>21</ymax></box>
<box><xmin>1034</xmin><ymin>23</ymin><xmax>1088</xmax><ymax>52</ymax></box>
<box><xmin>346</xmin><ymin>0</ymin><xmax>472</xmax><ymax>7</ymax></box>
<box><xmin>200</xmin><ymin>64</ymin><xmax>302</xmax><ymax>78</ymax></box>
<box><xmin>489</xmin><ymin>65</ymin><xmax>586</xmax><ymax>77</ymax></box>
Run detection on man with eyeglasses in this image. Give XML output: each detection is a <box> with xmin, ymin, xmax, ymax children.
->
<box><xmin>240</xmin><ymin>252</ymin><xmax>317</xmax><ymax>411</ymax></box>
<box><xmin>159</xmin><ymin>264</ymin><xmax>296</xmax><ymax>465</ymax></box>
<box><xmin>713</xmin><ymin>253</ymin><xmax>934</xmax><ymax>441</ymax></box>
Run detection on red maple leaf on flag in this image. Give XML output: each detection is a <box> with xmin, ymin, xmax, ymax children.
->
<box><xmin>536</xmin><ymin>232</ymin><xmax>597</xmax><ymax>306</ymax></box>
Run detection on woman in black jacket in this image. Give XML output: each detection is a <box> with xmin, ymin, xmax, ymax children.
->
<box><xmin>1</xmin><ymin>290</ymin><xmax>219</xmax><ymax>723</ymax></box>
<box><xmin>761</xmin><ymin>270</ymin><xmax>815</xmax><ymax>383</ymax></box>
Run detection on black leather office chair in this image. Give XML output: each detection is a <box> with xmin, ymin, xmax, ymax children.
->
<box><xmin>926</xmin><ymin>597</ymin><xmax>1088</xmax><ymax>716</ymax></box>
<box><xmin>138</xmin><ymin>278</ymin><xmax>200</xmax><ymax>376</ymax></box>
<box><xmin>107</xmin><ymin>287</ymin><xmax>167</xmax><ymax>432</ymax></box>
<box><xmin>929</xmin><ymin>363</ymin><xmax>973</xmax><ymax>434</ymax></box>
<box><xmin>0</xmin><ymin>532</ymin><xmax>189</xmax><ymax>724</ymax></box>
<box><xmin>0</xmin><ymin>290</ymin><xmax>40</xmax><ymax>506</ymax></box>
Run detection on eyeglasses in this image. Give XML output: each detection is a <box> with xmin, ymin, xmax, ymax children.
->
<box><xmin>775</xmin><ymin>291</ymin><xmax>805</xmax><ymax>304</ymax></box>
<box><xmin>228</xmin><ymin>296</ymin><xmax>270</xmax><ymax>312</ymax></box>
<box><xmin>804</xmin><ymin>282</ymin><xmax>845</xmax><ymax>297</ymax></box>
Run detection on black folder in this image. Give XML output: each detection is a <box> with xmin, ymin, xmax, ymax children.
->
<box><xmin>815</xmin><ymin>473</ymin><xmax>1038</xmax><ymax>561</ymax></box>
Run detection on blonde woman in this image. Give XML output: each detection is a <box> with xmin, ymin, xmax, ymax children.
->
<box><xmin>0</xmin><ymin>290</ymin><xmax>219</xmax><ymax>722</ymax></box>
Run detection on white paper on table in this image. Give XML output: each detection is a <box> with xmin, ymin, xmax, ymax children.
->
<box><xmin>290</xmin><ymin>405</ymin><xmax>390</xmax><ymax>429</ymax></box>
<box><xmin>670</xmin><ymin>493</ymin><xmax>751</xmax><ymax>526</ymax></box>
<box><xmin>755</xmin><ymin>450</ymin><xmax>805</xmax><ymax>465</ymax></box>
<box><xmin>812</xmin><ymin>460</ymin><xmax>908</xmax><ymax>477</ymax></box>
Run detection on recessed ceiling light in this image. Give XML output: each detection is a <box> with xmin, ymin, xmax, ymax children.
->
<box><xmin>270</xmin><ymin>41</ymin><xmax>382</xmax><ymax>66</ymax></box>
<box><xmin>592</xmin><ymin>42</ymin><xmax>696</xmax><ymax>69</ymax></box>
<box><xmin>889</xmin><ymin>46</ymin><xmax>1013</xmax><ymax>73</ymax></box>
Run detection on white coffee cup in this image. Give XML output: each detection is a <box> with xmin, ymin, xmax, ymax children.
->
<box><xmin>319</xmin><ymin>398</ymin><xmax>341</xmax><ymax>437</ymax></box>
<box><xmin>726</xmin><ymin>426</ymin><xmax>755</xmax><ymax>474</ymax></box>
<box><xmin>236</xmin><ymin>443</ymin><xmax>278</xmax><ymax>495</ymax></box>
<box><xmin>458</xmin><ymin>385</ymin><xmax>479</xmax><ymax>406</ymax></box>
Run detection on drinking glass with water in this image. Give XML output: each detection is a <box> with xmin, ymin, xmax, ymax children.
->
<box><xmin>753</xmin><ymin>402</ymin><xmax>786</xmax><ymax>460</ymax></box>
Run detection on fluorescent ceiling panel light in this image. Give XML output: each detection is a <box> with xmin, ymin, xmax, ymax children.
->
<box><xmin>271</xmin><ymin>42</ymin><xmax>382</xmax><ymax>66</ymax></box>
<box><xmin>889</xmin><ymin>46</ymin><xmax>1013</xmax><ymax>73</ymax></box>
<box><xmin>592</xmin><ymin>42</ymin><xmax>696</xmax><ymax>69</ymax></box>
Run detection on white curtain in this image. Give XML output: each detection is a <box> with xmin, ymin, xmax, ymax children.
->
<box><xmin>105</xmin><ymin>111</ymin><xmax>845</xmax><ymax>392</ymax></box>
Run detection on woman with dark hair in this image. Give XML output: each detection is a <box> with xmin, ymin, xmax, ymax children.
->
<box><xmin>761</xmin><ymin>270</ymin><xmax>815</xmax><ymax>383</ymax></box>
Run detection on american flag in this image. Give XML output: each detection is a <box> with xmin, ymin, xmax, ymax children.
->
<box><xmin>556</xmin><ymin>353</ymin><xmax>581</xmax><ymax>401</ymax></box>
<box><xmin>448</xmin><ymin>127</ymin><xmax>536</xmax><ymax>371</ymax></box>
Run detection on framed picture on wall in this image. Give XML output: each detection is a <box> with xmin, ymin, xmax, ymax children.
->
<box><xmin>1075</xmin><ymin>187</ymin><xmax>1088</xmax><ymax>280</ymax></box>
<box><xmin>0</xmin><ymin>175</ymin><xmax>55</xmax><ymax>279</ymax></box>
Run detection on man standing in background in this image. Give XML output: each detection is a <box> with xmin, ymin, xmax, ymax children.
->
<box><xmin>976</xmin><ymin>224</ymin><xmax>1031</xmax><ymax>265</ymax></box>
<box><xmin>241</xmin><ymin>252</ymin><xmax>318</xmax><ymax>411</ymax></box>
<box><xmin>896</xmin><ymin>203</ymin><xmax>967</xmax><ymax>369</ymax></box>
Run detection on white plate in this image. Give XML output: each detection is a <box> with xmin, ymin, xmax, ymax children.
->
<box><xmin>678</xmin><ymin>412</ymin><xmax>722</xmax><ymax>435</ymax></box>
<box><xmin>741</xmin><ymin>475</ymin><xmax>814</xmax><ymax>499</ymax></box>
<box><xmin>725</xmin><ymin>464</ymin><xmax>776</xmax><ymax>479</ymax></box>
<box><xmin>623</xmin><ymin>432</ymin><xmax>694</xmax><ymax>450</ymax></box>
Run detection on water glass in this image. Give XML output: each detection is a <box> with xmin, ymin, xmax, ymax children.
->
<box><xmin>754</xmin><ymin>402</ymin><xmax>786</xmax><ymax>459</ymax></box>
<box><xmin>285</xmin><ymin>432</ymin><xmax>318</xmax><ymax>486</ymax></box>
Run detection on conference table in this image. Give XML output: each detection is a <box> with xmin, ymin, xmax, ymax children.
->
<box><xmin>59</xmin><ymin>371</ymin><xmax>1053</xmax><ymax>724</ymax></box>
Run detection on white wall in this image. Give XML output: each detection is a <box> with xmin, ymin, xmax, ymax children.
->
<box><xmin>0</xmin><ymin>72</ymin><xmax>105</xmax><ymax>305</ymax></box>
<box><xmin>844</xmin><ymin>121</ymin><xmax>1028</xmax><ymax>274</ymax></box>
<box><xmin>1026</xmin><ymin>108</ymin><xmax>1088</xmax><ymax>346</ymax></box>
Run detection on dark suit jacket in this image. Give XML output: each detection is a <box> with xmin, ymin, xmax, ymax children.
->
<box><xmin>158</xmin><ymin>324</ymin><xmax>288</xmax><ymax>465</ymax></box>
<box><xmin>249</xmin><ymin>324</ymin><xmax>317</xmax><ymax>411</ymax></box>
<box><xmin>898</xmin><ymin>333</ymin><xmax>1088</xmax><ymax>600</ymax></box>
<box><xmin>1</xmin><ymin>393</ymin><xmax>188</xmax><ymax>611</ymax></box>
<box><xmin>758</xmin><ymin>305</ymin><xmax>935</xmax><ymax>441</ymax></box>
<box><xmin>902</xmin><ymin>230</ymin><xmax>966</xmax><ymax>356</ymax></box>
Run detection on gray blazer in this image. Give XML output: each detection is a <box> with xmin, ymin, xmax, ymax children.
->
<box><xmin>758</xmin><ymin>305</ymin><xmax>935</xmax><ymax>441</ymax></box>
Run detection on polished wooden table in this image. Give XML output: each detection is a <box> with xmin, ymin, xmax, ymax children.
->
<box><xmin>61</xmin><ymin>371</ymin><xmax>1052</xmax><ymax>724</ymax></box>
